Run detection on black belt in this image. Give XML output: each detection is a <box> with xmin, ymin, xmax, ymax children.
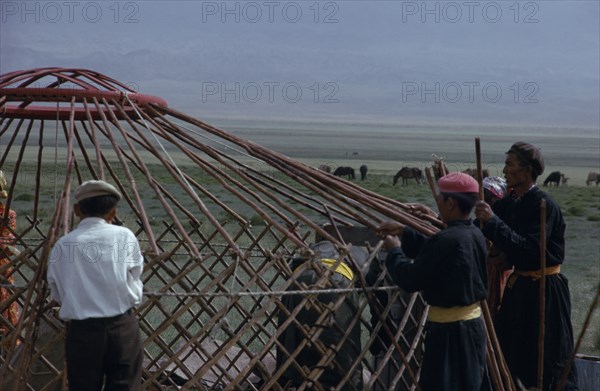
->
<box><xmin>69</xmin><ymin>308</ymin><xmax>134</xmax><ymax>325</ymax></box>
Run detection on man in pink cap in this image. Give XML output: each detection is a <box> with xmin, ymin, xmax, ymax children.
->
<box><xmin>377</xmin><ymin>172</ymin><xmax>488</xmax><ymax>391</ymax></box>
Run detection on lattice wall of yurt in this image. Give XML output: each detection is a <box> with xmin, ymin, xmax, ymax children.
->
<box><xmin>0</xmin><ymin>68</ymin><xmax>437</xmax><ymax>390</ymax></box>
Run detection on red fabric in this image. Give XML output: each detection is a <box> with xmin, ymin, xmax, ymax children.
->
<box><xmin>0</xmin><ymin>204</ymin><xmax>19</xmax><ymax>336</ymax></box>
<box><xmin>486</xmin><ymin>246</ymin><xmax>513</xmax><ymax>321</ymax></box>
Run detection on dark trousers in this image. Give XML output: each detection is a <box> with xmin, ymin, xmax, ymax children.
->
<box><xmin>420</xmin><ymin>317</ymin><xmax>487</xmax><ymax>391</ymax></box>
<box><xmin>65</xmin><ymin>309</ymin><xmax>143</xmax><ymax>391</ymax></box>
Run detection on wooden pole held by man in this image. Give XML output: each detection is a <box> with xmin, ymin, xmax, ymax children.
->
<box><xmin>537</xmin><ymin>198</ymin><xmax>547</xmax><ymax>390</ymax></box>
<box><xmin>475</xmin><ymin>137</ymin><xmax>516</xmax><ymax>391</ymax></box>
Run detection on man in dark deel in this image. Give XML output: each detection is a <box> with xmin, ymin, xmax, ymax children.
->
<box><xmin>377</xmin><ymin>172</ymin><xmax>488</xmax><ymax>391</ymax></box>
<box><xmin>474</xmin><ymin>142</ymin><xmax>578</xmax><ymax>390</ymax></box>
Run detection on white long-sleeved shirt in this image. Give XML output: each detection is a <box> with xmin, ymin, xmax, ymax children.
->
<box><xmin>47</xmin><ymin>217</ymin><xmax>143</xmax><ymax>320</ymax></box>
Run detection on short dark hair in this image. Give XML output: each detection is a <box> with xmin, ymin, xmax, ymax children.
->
<box><xmin>442</xmin><ymin>192</ymin><xmax>478</xmax><ymax>214</ymax></box>
<box><xmin>77</xmin><ymin>194</ymin><xmax>119</xmax><ymax>217</ymax></box>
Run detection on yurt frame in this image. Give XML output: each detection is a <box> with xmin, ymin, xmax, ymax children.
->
<box><xmin>4</xmin><ymin>68</ymin><xmax>590</xmax><ymax>391</ymax></box>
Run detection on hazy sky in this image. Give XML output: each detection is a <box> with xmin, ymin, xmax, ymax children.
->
<box><xmin>1</xmin><ymin>1</ymin><xmax>599</xmax><ymax>128</ymax></box>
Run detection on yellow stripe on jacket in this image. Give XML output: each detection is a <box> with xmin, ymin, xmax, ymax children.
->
<box><xmin>319</xmin><ymin>258</ymin><xmax>354</xmax><ymax>281</ymax></box>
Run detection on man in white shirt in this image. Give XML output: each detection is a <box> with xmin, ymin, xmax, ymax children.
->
<box><xmin>47</xmin><ymin>180</ymin><xmax>144</xmax><ymax>390</ymax></box>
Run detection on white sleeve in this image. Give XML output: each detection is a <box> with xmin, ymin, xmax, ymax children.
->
<box><xmin>46</xmin><ymin>245</ymin><xmax>62</xmax><ymax>304</ymax></box>
<box><xmin>125</xmin><ymin>231</ymin><xmax>144</xmax><ymax>305</ymax></box>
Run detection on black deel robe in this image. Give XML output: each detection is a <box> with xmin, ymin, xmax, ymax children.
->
<box><xmin>385</xmin><ymin>220</ymin><xmax>488</xmax><ymax>391</ymax></box>
<box><xmin>480</xmin><ymin>186</ymin><xmax>578</xmax><ymax>390</ymax></box>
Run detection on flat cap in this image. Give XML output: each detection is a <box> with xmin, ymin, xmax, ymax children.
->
<box><xmin>438</xmin><ymin>172</ymin><xmax>479</xmax><ymax>194</ymax></box>
<box><xmin>74</xmin><ymin>180</ymin><xmax>122</xmax><ymax>203</ymax></box>
<box><xmin>506</xmin><ymin>142</ymin><xmax>545</xmax><ymax>177</ymax></box>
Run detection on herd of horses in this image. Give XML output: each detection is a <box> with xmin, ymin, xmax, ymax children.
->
<box><xmin>319</xmin><ymin>161</ymin><xmax>600</xmax><ymax>187</ymax></box>
<box><xmin>321</xmin><ymin>156</ymin><xmax>472</xmax><ymax>186</ymax></box>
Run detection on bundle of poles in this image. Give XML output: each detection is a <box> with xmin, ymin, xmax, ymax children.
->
<box><xmin>475</xmin><ymin>138</ymin><xmax>517</xmax><ymax>391</ymax></box>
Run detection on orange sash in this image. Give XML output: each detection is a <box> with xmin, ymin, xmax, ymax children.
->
<box><xmin>507</xmin><ymin>265</ymin><xmax>561</xmax><ymax>288</ymax></box>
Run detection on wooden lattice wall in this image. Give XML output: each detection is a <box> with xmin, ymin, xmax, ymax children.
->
<box><xmin>0</xmin><ymin>68</ymin><xmax>438</xmax><ymax>390</ymax></box>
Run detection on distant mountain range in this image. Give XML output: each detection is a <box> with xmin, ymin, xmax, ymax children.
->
<box><xmin>1</xmin><ymin>1</ymin><xmax>598</xmax><ymax>128</ymax></box>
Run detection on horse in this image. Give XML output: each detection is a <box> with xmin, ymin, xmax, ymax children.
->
<box><xmin>333</xmin><ymin>166</ymin><xmax>355</xmax><ymax>180</ymax></box>
<box><xmin>393</xmin><ymin>167</ymin><xmax>424</xmax><ymax>186</ymax></box>
<box><xmin>359</xmin><ymin>165</ymin><xmax>368</xmax><ymax>181</ymax></box>
<box><xmin>586</xmin><ymin>171</ymin><xmax>599</xmax><ymax>186</ymax></box>
<box><xmin>543</xmin><ymin>171</ymin><xmax>562</xmax><ymax>187</ymax></box>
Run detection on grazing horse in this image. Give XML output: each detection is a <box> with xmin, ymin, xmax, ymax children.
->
<box><xmin>393</xmin><ymin>167</ymin><xmax>424</xmax><ymax>186</ymax></box>
<box><xmin>333</xmin><ymin>166</ymin><xmax>355</xmax><ymax>180</ymax></box>
<box><xmin>586</xmin><ymin>172</ymin><xmax>599</xmax><ymax>186</ymax></box>
<box><xmin>359</xmin><ymin>165</ymin><xmax>368</xmax><ymax>181</ymax></box>
<box><xmin>432</xmin><ymin>154</ymin><xmax>448</xmax><ymax>180</ymax></box>
<box><xmin>543</xmin><ymin>171</ymin><xmax>562</xmax><ymax>187</ymax></box>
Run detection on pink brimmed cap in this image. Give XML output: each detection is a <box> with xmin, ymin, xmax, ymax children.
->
<box><xmin>438</xmin><ymin>172</ymin><xmax>479</xmax><ymax>194</ymax></box>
